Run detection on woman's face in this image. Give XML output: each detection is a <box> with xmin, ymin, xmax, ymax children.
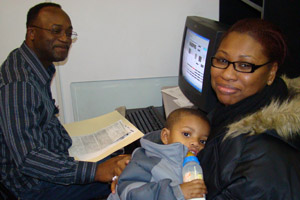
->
<box><xmin>211</xmin><ymin>32</ymin><xmax>278</xmax><ymax>106</ymax></box>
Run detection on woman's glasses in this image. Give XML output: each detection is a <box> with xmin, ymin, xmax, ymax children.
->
<box><xmin>211</xmin><ymin>57</ymin><xmax>271</xmax><ymax>73</ymax></box>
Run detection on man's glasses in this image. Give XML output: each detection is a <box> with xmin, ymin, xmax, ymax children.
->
<box><xmin>211</xmin><ymin>56</ymin><xmax>271</xmax><ymax>73</ymax></box>
<box><xmin>30</xmin><ymin>25</ymin><xmax>78</xmax><ymax>40</ymax></box>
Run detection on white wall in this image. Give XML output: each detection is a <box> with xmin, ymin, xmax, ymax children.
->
<box><xmin>1</xmin><ymin>0</ymin><xmax>219</xmax><ymax>123</ymax></box>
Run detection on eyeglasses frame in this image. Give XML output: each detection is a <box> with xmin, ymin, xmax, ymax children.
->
<box><xmin>211</xmin><ymin>56</ymin><xmax>272</xmax><ymax>73</ymax></box>
<box><xmin>30</xmin><ymin>25</ymin><xmax>78</xmax><ymax>40</ymax></box>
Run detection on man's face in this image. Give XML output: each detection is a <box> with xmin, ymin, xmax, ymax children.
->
<box><xmin>161</xmin><ymin>114</ymin><xmax>210</xmax><ymax>155</ymax></box>
<box><xmin>27</xmin><ymin>6</ymin><xmax>73</xmax><ymax>67</ymax></box>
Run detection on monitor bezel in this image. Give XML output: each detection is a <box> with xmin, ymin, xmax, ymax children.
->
<box><xmin>178</xmin><ymin>16</ymin><xmax>228</xmax><ymax>113</ymax></box>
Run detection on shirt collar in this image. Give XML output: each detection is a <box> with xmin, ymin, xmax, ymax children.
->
<box><xmin>20</xmin><ymin>42</ymin><xmax>56</xmax><ymax>85</ymax></box>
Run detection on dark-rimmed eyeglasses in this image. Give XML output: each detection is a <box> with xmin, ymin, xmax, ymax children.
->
<box><xmin>30</xmin><ymin>25</ymin><xmax>78</xmax><ymax>40</ymax></box>
<box><xmin>211</xmin><ymin>56</ymin><xmax>271</xmax><ymax>73</ymax></box>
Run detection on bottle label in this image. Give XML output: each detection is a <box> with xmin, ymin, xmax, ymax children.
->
<box><xmin>183</xmin><ymin>172</ymin><xmax>203</xmax><ymax>182</ymax></box>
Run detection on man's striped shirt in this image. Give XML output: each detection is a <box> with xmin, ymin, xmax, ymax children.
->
<box><xmin>0</xmin><ymin>42</ymin><xmax>97</xmax><ymax>196</ymax></box>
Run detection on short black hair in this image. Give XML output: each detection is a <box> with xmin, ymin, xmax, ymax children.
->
<box><xmin>26</xmin><ymin>2</ymin><xmax>61</xmax><ymax>28</ymax></box>
<box><xmin>165</xmin><ymin>108</ymin><xmax>210</xmax><ymax>130</ymax></box>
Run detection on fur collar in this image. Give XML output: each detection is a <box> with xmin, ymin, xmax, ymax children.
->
<box><xmin>224</xmin><ymin>75</ymin><xmax>300</xmax><ymax>142</ymax></box>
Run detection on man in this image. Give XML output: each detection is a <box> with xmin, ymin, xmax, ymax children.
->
<box><xmin>0</xmin><ymin>3</ymin><xmax>130</xmax><ymax>200</ymax></box>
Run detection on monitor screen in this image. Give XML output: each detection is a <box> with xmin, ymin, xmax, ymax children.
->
<box><xmin>182</xmin><ymin>28</ymin><xmax>210</xmax><ymax>93</ymax></box>
<box><xmin>179</xmin><ymin>16</ymin><xmax>228</xmax><ymax>113</ymax></box>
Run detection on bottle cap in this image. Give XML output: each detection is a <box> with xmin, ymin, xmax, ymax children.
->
<box><xmin>183</xmin><ymin>155</ymin><xmax>200</xmax><ymax>166</ymax></box>
<box><xmin>186</xmin><ymin>151</ymin><xmax>196</xmax><ymax>157</ymax></box>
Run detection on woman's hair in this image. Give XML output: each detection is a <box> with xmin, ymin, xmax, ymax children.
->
<box><xmin>221</xmin><ymin>18</ymin><xmax>288</xmax><ymax>67</ymax></box>
<box><xmin>165</xmin><ymin>108</ymin><xmax>209</xmax><ymax>130</ymax></box>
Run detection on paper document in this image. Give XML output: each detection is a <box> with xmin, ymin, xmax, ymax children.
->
<box><xmin>161</xmin><ymin>86</ymin><xmax>193</xmax><ymax>107</ymax></box>
<box><xmin>63</xmin><ymin>111</ymin><xmax>144</xmax><ymax>162</ymax></box>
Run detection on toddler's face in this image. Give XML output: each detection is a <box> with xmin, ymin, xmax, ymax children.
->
<box><xmin>161</xmin><ymin>115</ymin><xmax>210</xmax><ymax>155</ymax></box>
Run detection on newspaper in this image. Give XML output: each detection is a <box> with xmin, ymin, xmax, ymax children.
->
<box><xmin>64</xmin><ymin>111</ymin><xmax>144</xmax><ymax>162</ymax></box>
<box><xmin>69</xmin><ymin>120</ymin><xmax>134</xmax><ymax>161</ymax></box>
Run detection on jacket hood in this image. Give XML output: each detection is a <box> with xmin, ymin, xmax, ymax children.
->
<box><xmin>140</xmin><ymin>130</ymin><xmax>189</xmax><ymax>166</ymax></box>
<box><xmin>224</xmin><ymin>76</ymin><xmax>300</xmax><ymax>149</ymax></box>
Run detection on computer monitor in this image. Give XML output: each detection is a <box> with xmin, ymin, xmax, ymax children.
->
<box><xmin>178</xmin><ymin>16</ymin><xmax>228</xmax><ymax>113</ymax></box>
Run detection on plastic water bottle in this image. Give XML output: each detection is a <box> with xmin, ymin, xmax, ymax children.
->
<box><xmin>182</xmin><ymin>151</ymin><xmax>205</xmax><ymax>200</ymax></box>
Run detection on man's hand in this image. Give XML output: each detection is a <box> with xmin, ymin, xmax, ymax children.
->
<box><xmin>95</xmin><ymin>154</ymin><xmax>130</xmax><ymax>183</ymax></box>
<box><xmin>110</xmin><ymin>176</ymin><xmax>118</xmax><ymax>194</ymax></box>
<box><xmin>180</xmin><ymin>179</ymin><xmax>207</xmax><ymax>199</ymax></box>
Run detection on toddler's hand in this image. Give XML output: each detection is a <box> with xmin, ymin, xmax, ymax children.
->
<box><xmin>180</xmin><ymin>179</ymin><xmax>207</xmax><ymax>199</ymax></box>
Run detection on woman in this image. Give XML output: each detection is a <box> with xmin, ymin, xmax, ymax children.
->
<box><xmin>198</xmin><ymin>18</ymin><xmax>300</xmax><ymax>199</ymax></box>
